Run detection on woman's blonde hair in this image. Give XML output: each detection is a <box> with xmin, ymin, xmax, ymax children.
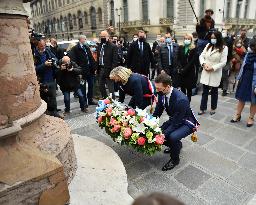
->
<box><xmin>109</xmin><ymin>66</ymin><xmax>132</xmax><ymax>84</ymax></box>
<box><xmin>66</xmin><ymin>42</ymin><xmax>76</xmax><ymax>52</ymax></box>
<box><xmin>184</xmin><ymin>33</ymin><xmax>195</xmax><ymax>49</ymax></box>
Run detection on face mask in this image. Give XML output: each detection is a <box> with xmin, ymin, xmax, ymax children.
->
<box><xmin>101</xmin><ymin>38</ymin><xmax>107</xmax><ymax>44</ymax></box>
<box><xmin>165</xmin><ymin>38</ymin><xmax>172</xmax><ymax>44</ymax></box>
<box><xmin>222</xmin><ymin>32</ymin><xmax>227</xmax><ymax>38</ymax></box>
<box><xmin>139</xmin><ymin>37</ymin><xmax>144</xmax><ymax>42</ymax></box>
<box><xmin>157</xmin><ymin>91</ymin><xmax>164</xmax><ymax>96</ymax></box>
<box><xmin>184</xmin><ymin>40</ymin><xmax>191</xmax><ymax>45</ymax></box>
<box><xmin>133</xmin><ymin>37</ymin><xmax>138</xmax><ymax>42</ymax></box>
<box><xmin>236</xmin><ymin>43</ymin><xmax>242</xmax><ymax>48</ymax></box>
<box><xmin>211</xmin><ymin>39</ymin><xmax>217</xmax><ymax>45</ymax></box>
<box><xmin>91</xmin><ymin>47</ymin><xmax>97</xmax><ymax>52</ymax></box>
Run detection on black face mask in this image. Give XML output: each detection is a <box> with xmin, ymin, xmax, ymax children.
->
<box><xmin>139</xmin><ymin>37</ymin><xmax>145</xmax><ymax>42</ymax></box>
<box><xmin>157</xmin><ymin>91</ymin><xmax>164</xmax><ymax>96</ymax></box>
<box><xmin>101</xmin><ymin>38</ymin><xmax>107</xmax><ymax>44</ymax></box>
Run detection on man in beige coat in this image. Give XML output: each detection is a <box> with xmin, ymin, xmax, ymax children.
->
<box><xmin>198</xmin><ymin>31</ymin><xmax>228</xmax><ymax>115</ymax></box>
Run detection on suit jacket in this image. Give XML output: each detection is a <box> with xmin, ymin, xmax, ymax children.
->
<box><xmin>199</xmin><ymin>43</ymin><xmax>228</xmax><ymax>87</ymax></box>
<box><xmin>69</xmin><ymin>43</ymin><xmax>96</xmax><ymax>77</ymax></box>
<box><xmin>119</xmin><ymin>73</ymin><xmax>152</xmax><ymax>109</ymax></box>
<box><xmin>158</xmin><ymin>43</ymin><xmax>179</xmax><ymax>75</ymax></box>
<box><xmin>153</xmin><ymin>88</ymin><xmax>199</xmax><ymax>136</ymax></box>
<box><xmin>97</xmin><ymin>41</ymin><xmax>119</xmax><ymax>77</ymax></box>
<box><xmin>127</xmin><ymin>40</ymin><xmax>155</xmax><ymax>76</ymax></box>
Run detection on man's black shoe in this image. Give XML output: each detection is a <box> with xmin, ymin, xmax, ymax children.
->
<box><xmin>162</xmin><ymin>159</ymin><xmax>179</xmax><ymax>171</ymax></box>
<box><xmin>88</xmin><ymin>100</ymin><xmax>97</xmax><ymax>105</ymax></box>
<box><xmin>164</xmin><ymin>147</ymin><xmax>171</xmax><ymax>154</ymax></box>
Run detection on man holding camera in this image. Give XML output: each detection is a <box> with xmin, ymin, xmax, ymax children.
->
<box><xmin>34</xmin><ymin>39</ymin><xmax>63</xmax><ymax>118</ymax></box>
<box><xmin>56</xmin><ymin>56</ymin><xmax>87</xmax><ymax>114</ymax></box>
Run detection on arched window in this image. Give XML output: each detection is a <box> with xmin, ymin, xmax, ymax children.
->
<box><xmin>200</xmin><ymin>0</ymin><xmax>205</xmax><ymax>17</ymax></box>
<box><xmin>51</xmin><ymin>0</ymin><xmax>54</xmax><ymax>9</ymax></box>
<box><xmin>68</xmin><ymin>13</ymin><xmax>73</xmax><ymax>30</ymax></box>
<box><xmin>110</xmin><ymin>0</ymin><xmax>115</xmax><ymax>26</ymax></box>
<box><xmin>53</xmin><ymin>18</ymin><xmax>56</xmax><ymax>32</ymax></box>
<box><xmin>84</xmin><ymin>11</ymin><xmax>88</xmax><ymax>26</ymax></box>
<box><xmin>58</xmin><ymin>0</ymin><xmax>62</xmax><ymax>7</ymax></box>
<box><xmin>142</xmin><ymin>0</ymin><xmax>148</xmax><ymax>21</ymax></box>
<box><xmin>123</xmin><ymin>0</ymin><xmax>128</xmax><ymax>22</ymax></box>
<box><xmin>244</xmin><ymin>0</ymin><xmax>249</xmax><ymax>18</ymax></box>
<box><xmin>78</xmin><ymin>10</ymin><xmax>83</xmax><ymax>29</ymax></box>
<box><xmin>67</xmin><ymin>0</ymin><xmax>70</xmax><ymax>3</ymax></box>
<box><xmin>60</xmin><ymin>15</ymin><xmax>64</xmax><ymax>31</ymax></box>
<box><xmin>48</xmin><ymin>2</ymin><xmax>51</xmax><ymax>11</ymax></box>
<box><xmin>38</xmin><ymin>23</ymin><xmax>41</xmax><ymax>32</ymax></box>
<box><xmin>64</xmin><ymin>16</ymin><xmax>68</xmax><ymax>31</ymax></box>
<box><xmin>57</xmin><ymin>18</ymin><xmax>60</xmax><ymax>32</ymax></box>
<box><xmin>167</xmin><ymin>0</ymin><xmax>174</xmax><ymax>18</ymax></box>
<box><xmin>98</xmin><ymin>8</ymin><xmax>103</xmax><ymax>23</ymax></box>
<box><xmin>236</xmin><ymin>0</ymin><xmax>242</xmax><ymax>18</ymax></box>
<box><xmin>73</xmin><ymin>14</ymin><xmax>77</xmax><ymax>27</ymax></box>
<box><xmin>90</xmin><ymin>7</ymin><xmax>97</xmax><ymax>29</ymax></box>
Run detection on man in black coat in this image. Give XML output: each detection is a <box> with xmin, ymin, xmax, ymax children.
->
<box><xmin>56</xmin><ymin>56</ymin><xmax>87</xmax><ymax>113</ymax></box>
<box><xmin>97</xmin><ymin>30</ymin><xmax>119</xmax><ymax>99</ymax></box>
<box><xmin>49</xmin><ymin>38</ymin><xmax>65</xmax><ymax>60</ymax></box>
<box><xmin>158</xmin><ymin>32</ymin><xmax>179</xmax><ymax>87</ymax></box>
<box><xmin>69</xmin><ymin>35</ymin><xmax>97</xmax><ymax>105</ymax></box>
<box><xmin>127</xmin><ymin>30</ymin><xmax>155</xmax><ymax>77</ymax></box>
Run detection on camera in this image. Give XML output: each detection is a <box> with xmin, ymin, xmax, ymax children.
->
<box><xmin>29</xmin><ymin>29</ymin><xmax>44</xmax><ymax>41</ymax></box>
<box><xmin>65</xmin><ymin>63</ymin><xmax>73</xmax><ymax>70</ymax></box>
<box><xmin>49</xmin><ymin>58</ymin><xmax>58</xmax><ymax>68</ymax></box>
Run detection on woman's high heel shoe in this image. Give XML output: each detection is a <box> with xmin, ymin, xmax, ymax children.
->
<box><xmin>246</xmin><ymin>116</ymin><xmax>254</xmax><ymax>127</ymax></box>
<box><xmin>230</xmin><ymin>114</ymin><xmax>241</xmax><ymax>123</ymax></box>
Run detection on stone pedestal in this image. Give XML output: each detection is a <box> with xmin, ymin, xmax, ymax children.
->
<box><xmin>0</xmin><ymin>1</ymin><xmax>77</xmax><ymax>204</ymax></box>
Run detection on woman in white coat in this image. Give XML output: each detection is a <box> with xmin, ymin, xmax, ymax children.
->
<box><xmin>198</xmin><ymin>31</ymin><xmax>228</xmax><ymax>115</ymax></box>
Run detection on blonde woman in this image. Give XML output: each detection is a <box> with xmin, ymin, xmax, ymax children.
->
<box><xmin>177</xmin><ymin>34</ymin><xmax>198</xmax><ymax>102</ymax></box>
<box><xmin>109</xmin><ymin>66</ymin><xmax>156</xmax><ymax>109</ymax></box>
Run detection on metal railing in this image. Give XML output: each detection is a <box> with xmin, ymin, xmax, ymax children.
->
<box><xmin>120</xmin><ymin>20</ymin><xmax>150</xmax><ymax>28</ymax></box>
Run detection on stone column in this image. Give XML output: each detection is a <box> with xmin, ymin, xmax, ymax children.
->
<box><xmin>0</xmin><ymin>0</ymin><xmax>77</xmax><ymax>204</ymax></box>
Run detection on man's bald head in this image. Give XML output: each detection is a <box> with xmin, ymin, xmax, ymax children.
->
<box><xmin>62</xmin><ymin>56</ymin><xmax>70</xmax><ymax>64</ymax></box>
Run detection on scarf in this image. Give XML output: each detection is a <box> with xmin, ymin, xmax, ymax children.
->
<box><xmin>184</xmin><ymin>45</ymin><xmax>190</xmax><ymax>55</ymax></box>
<box><xmin>234</xmin><ymin>47</ymin><xmax>245</xmax><ymax>57</ymax></box>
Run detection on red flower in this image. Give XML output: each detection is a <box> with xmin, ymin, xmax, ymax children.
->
<box><xmin>104</xmin><ymin>99</ymin><xmax>111</xmax><ymax>104</ymax></box>
<box><xmin>106</xmin><ymin>107</ymin><xmax>113</xmax><ymax>116</ymax></box>
<box><xmin>127</xmin><ymin>108</ymin><xmax>135</xmax><ymax>116</ymax></box>
<box><xmin>140</xmin><ymin>117</ymin><xmax>145</xmax><ymax>123</ymax></box>
<box><xmin>138</xmin><ymin>137</ymin><xmax>146</xmax><ymax>146</ymax></box>
<box><xmin>123</xmin><ymin>127</ymin><xmax>132</xmax><ymax>139</ymax></box>
<box><xmin>110</xmin><ymin>117</ymin><xmax>117</xmax><ymax>126</ymax></box>
<box><xmin>98</xmin><ymin>116</ymin><xmax>103</xmax><ymax>123</ymax></box>
<box><xmin>155</xmin><ymin>134</ymin><xmax>165</xmax><ymax>145</ymax></box>
<box><xmin>112</xmin><ymin>125</ymin><xmax>121</xmax><ymax>132</ymax></box>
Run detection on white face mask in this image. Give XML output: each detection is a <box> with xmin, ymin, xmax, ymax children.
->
<box><xmin>248</xmin><ymin>47</ymin><xmax>253</xmax><ymax>53</ymax></box>
<box><xmin>211</xmin><ymin>39</ymin><xmax>217</xmax><ymax>45</ymax></box>
<box><xmin>222</xmin><ymin>32</ymin><xmax>227</xmax><ymax>38</ymax></box>
<box><xmin>184</xmin><ymin>39</ymin><xmax>191</xmax><ymax>45</ymax></box>
<box><xmin>133</xmin><ymin>37</ymin><xmax>138</xmax><ymax>42</ymax></box>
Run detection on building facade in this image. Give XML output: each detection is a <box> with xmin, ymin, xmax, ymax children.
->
<box><xmin>31</xmin><ymin>0</ymin><xmax>256</xmax><ymax>41</ymax></box>
<box><xmin>30</xmin><ymin>0</ymin><xmax>108</xmax><ymax>40</ymax></box>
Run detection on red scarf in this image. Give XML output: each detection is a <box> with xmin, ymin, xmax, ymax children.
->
<box><xmin>235</xmin><ymin>47</ymin><xmax>245</xmax><ymax>57</ymax></box>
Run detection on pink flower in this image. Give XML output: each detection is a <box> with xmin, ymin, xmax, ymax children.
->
<box><xmin>106</xmin><ymin>107</ymin><xmax>113</xmax><ymax>116</ymax></box>
<box><xmin>137</xmin><ymin>137</ymin><xmax>146</xmax><ymax>146</ymax></box>
<box><xmin>110</xmin><ymin>117</ymin><xmax>117</xmax><ymax>126</ymax></box>
<box><xmin>123</xmin><ymin>127</ymin><xmax>132</xmax><ymax>139</ymax></box>
<box><xmin>127</xmin><ymin>108</ymin><xmax>135</xmax><ymax>116</ymax></box>
<box><xmin>155</xmin><ymin>134</ymin><xmax>165</xmax><ymax>145</ymax></box>
<box><xmin>104</xmin><ymin>99</ymin><xmax>111</xmax><ymax>104</ymax></box>
<box><xmin>112</xmin><ymin>125</ymin><xmax>121</xmax><ymax>132</ymax></box>
<box><xmin>98</xmin><ymin>116</ymin><xmax>103</xmax><ymax>123</ymax></box>
<box><xmin>140</xmin><ymin>117</ymin><xmax>145</xmax><ymax>123</ymax></box>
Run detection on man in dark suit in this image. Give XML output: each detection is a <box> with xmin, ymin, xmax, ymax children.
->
<box><xmin>127</xmin><ymin>30</ymin><xmax>155</xmax><ymax>77</ymax></box>
<box><xmin>69</xmin><ymin>35</ymin><xmax>97</xmax><ymax>105</ymax></box>
<box><xmin>49</xmin><ymin>38</ymin><xmax>65</xmax><ymax>60</ymax></box>
<box><xmin>97</xmin><ymin>30</ymin><xmax>119</xmax><ymax>99</ymax></box>
<box><xmin>153</xmin><ymin>74</ymin><xmax>200</xmax><ymax>171</ymax></box>
<box><xmin>158</xmin><ymin>32</ymin><xmax>179</xmax><ymax>87</ymax></box>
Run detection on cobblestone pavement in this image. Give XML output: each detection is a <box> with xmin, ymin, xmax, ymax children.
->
<box><xmin>56</xmin><ymin>90</ymin><xmax>256</xmax><ymax>205</ymax></box>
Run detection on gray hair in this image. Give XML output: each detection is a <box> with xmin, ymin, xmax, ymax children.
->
<box><xmin>78</xmin><ymin>35</ymin><xmax>86</xmax><ymax>41</ymax></box>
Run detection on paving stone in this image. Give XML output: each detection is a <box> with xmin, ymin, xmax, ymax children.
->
<box><xmin>197</xmin><ymin>178</ymin><xmax>250</xmax><ymax>205</ymax></box>
<box><xmin>226</xmin><ymin>98</ymin><xmax>239</xmax><ymax>104</ymax></box>
<box><xmin>196</xmin><ymin>117</ymin><xmax>224</xmax><ymax>135</ymax></box>
<box><xmin>133</xmin><ymin>172</ymin><xmax>182</xmax><ymax>197</ymax></box>
<box><xmin>126</xmin><ymin>160</ymin><xmax>153</xmax><ymax>181</ymax></box>
<box><xmin>127</xmin><ymin>183</ymin><xmax>144</xmax><ymax>199</ymax></box>
<box><xmin>177</xmin><ymin>190</ymin><xmax>208</xmax><ymax>205</ymax></box>
<box><xmin>239</xmin><ymin>152</ymin><xmax>256</xmax><ymax>171</ymax></box>
<box><xmin>195</xmin><ymin>132</ymin><xmax>214</xmax><ymax>146</ymax></box>
<box><xmin>206</xmin><ymin>140</ymin><xmax>245</xmax><ymax>161</ymax></box>
<box><xmin>245</xmin><ymin>139</ymin><xmax>256</xmax><ymax>153</ymax></box>
<box><xmin>213</xmin><ymin>126</ymin><xmax>253</xmax><ymax>146</ymax></box>
<box><xmin>71</xmin><ymin>127</ymin><xmax>100</xmax><ymax>138</ymax></box>
<box><xmin>209</xmin><ymin>112</ymin><xmax>226</xmax><ymax>121</ymax></box>
<box><xmin>227</xmin><ymin>168</ymin><xmax>256</xmax><ymax>194</ymax></box>
<box><xmin>224</xmin><ymin>117</ymin><xmax>251</xmax><ymax>130</ymax></box>
<box><xmin>183</xmin><ymin>146</ymin><xmax>238</xmax><ymax>178</ymax></box>
<box><xmin>174</xmin><ymin>165</ymin><xmax>211</xmax><ymax>190</ymax></box>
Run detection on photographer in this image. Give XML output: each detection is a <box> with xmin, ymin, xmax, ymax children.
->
<box><xmin>56</xmin><ymin>56</ymin><xmax>88</xmax><ymax>114</ymax></box>
<box><xmin>34</xmin><ymin>39</ymin><xmax>63</xmax><ymax>118</ymax></box>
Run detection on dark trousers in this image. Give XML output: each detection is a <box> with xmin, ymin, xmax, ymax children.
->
<box><xmin>181</xmin><ymin>87</ymin><xmax>192</xmax><ymax>102</ymax></box>
<box><xmin>63</xmin><ymin>88</ymin><xmax>85</xmax><ymax>112</ymax></box>
<box><xmin>200</xmin><ymin>84</ymin><xmax>218</xmax><ymax>111</ymax></box>
<box><xmin>40</xmin><ymin>81</ymin><xmax>57</xmax><ymax>112</ymax></box>
<box><xmin>165</xmin><ymin>125</ymin><xmax>193</xmax><ymax>161</ymax></box>
<box><xmin>81</xmin><ymin>75</ymin><xmax>94</xmax><ymax>103</ymax></box>
<box><xmin>99</xmin><ymin>70</ymin><xmax>115</xmax><ymax>99</ymax></box>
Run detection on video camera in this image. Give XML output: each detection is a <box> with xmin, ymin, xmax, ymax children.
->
<box><xmin>29</xmin><ymin>29</ymin><xmax>45</xmax><ymax>41</ymax></box>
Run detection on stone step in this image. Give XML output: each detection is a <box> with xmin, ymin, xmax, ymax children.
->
<box><xmin>69</xmin><ymin>134</ymin><xmax>133</xmax><ymax>205</ymax></box>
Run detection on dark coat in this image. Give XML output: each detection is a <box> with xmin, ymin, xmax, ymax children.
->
<box><xmin>196</xmin><ymin>17</ymin><xmax>215</xmax><ymax>40</ymax></box>
<box><xmin>69</xmin><ymin>43</ymin><xmax>96</xmax><ymax>77</ymax></box>
<box><xmin>56</xmin><ymin>61</ymin><xmax>82</xmax><ymax>92</ymax></box>
<box><xmin>177</xmin><ymin>46</ymin><xmax>198</xmax><ymax>89</ymax></box>
<box><xmin>158</xmin><ymin>43</ymin><xmax>179</xmax><ymax>75</ymax></box>
<box><xmin>50</xmin><ymin>46</ymin><xmax>65</xmax><ymax>60</ymax></box>
<box><xmin>118</xmin><ymin>73</ymin><xmax>152</xmax><ymax>109</ymax></box>
<box><xmin>127</xmin><ymin>40</ymin><xmax>155</xmax><ymax>76</ymax></box>
<box><xmin>34</xmin><ymin>47</ymin><xmax>58</xmax><ymax>83</ymax></box>
<box><xmin>153</xmin><ymin>88</ymin><xmax>199</xmax><ymax>136</ymax></box>
<box><xmin>97</xmin><ymin>41</ymin><xmax>119</xmax><ymax>78</ymax></box>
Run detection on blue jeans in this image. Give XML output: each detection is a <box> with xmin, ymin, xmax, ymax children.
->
<box><xmin>63</xmin><ymin>88</ymin><xmax>85</xmax><ymax>111</ymax></box>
